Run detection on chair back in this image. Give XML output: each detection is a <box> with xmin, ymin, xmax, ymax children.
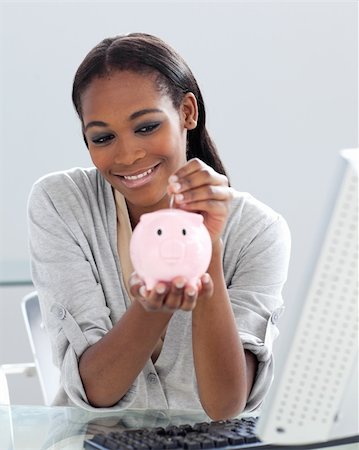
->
<box><xmin>21</xmin><ymin>292</ymin><xmax>60</xmax><ymax>405</ymax></box>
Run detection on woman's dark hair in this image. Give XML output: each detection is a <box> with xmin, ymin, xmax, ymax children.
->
<box><xmin>72</xmin><ymin>33</ymin><xmax>229</xmax><ymax>179</ymax></box>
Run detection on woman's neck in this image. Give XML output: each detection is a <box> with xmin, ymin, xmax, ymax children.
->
<box><xmin>126</xmin><ymin>195</ymin><xmax>171</xmax><ymax>229</ymax></box>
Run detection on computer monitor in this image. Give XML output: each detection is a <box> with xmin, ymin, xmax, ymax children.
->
<box><xmin>257</xmin><ymin>149</ymin><xmax>358</xmax><ymax>445</ymax></box>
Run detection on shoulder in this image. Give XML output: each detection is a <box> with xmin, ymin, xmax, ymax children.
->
<box><xmin>222</xmin><ymin>190</ymin><xmax>291</xmax><ymax>288</ymax></box>
<box><xmin>227</xmin><ymin>189</ymin><xmax>285</xmax><ymax>231</ymax></box>
<box><xmin>224</xmin><ymin>190</ymin><xmax>291</xmax><ymax>249</ymax></box>
<box><xmin>27</xmin><ymin>167</ymin><xmax>115</xmax><ymax>225</ymax></box>
<box><xmin>28</xmin><ymin>167</ymin><xmax>111</xmax><ymax>206</ymax></box>
<box><xmin>30</xmin><ymin>166</ymin><xmax>101</xmax><ymax>196</ymax></box>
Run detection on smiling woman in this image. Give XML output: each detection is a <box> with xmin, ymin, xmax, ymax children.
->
<box><xmin>80</xmin><ymin>70</ymin><xmax>192</xmax><ymax>222</ymax></box>
<box><xmin>27</xmin><ymin>33</ymin><xmax>291</xmax><ymax>420</ymax></box>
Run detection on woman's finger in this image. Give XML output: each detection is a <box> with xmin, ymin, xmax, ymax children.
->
<box><xmin>129</xmin><ymin>272</ymin><xmax>145</xmax><ymax>298</ymax></box>
<box><xmin>141</xmin><ymin>282</ymin><xmax>169</xmax><ymax>311</ymax></box>
<box><xmin>198</xmin><ymin>273</ymin><xmax>214</xmax><ymax>299</ymax></box>
<box><xmin>170</xmin><ymin>158</ymin><xmax>212</xmax><ymax>181</ymax></box>
<box><xmin>168</xmin><ymin>159</ymin><xmax>228</xmax><ymax>194</ymax></box>
<box><xmin>162</xmin><ymin>277</ymin><xmax>186</xmax><ymax>311</ymax></box>
<box><xmin>169</xmin><ymin>168</ymin><xmax>228</xmax><ymax>196</ymax></box>
<box><xmin>180</xmin><ymin>285</ymin><xmax>198</xmax><ymax>311</ymax></box>
<box><xmin>173</xmin><ymin>185</ymin><xmax>231</xmax><ymax>206</ymax></box>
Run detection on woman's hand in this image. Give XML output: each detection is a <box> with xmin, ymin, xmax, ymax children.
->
<box><xmin>167</xmin><ymin>158</ymin><xmax>233</xmax><ymax>243</ymax></box>
<box><xmin>129</xmin><ymin>272</ymin><xmax>213</xmax><ymax>312</ymax></box>
<box><xmin>128</xmin><ymin>159</ymin><xmax>229</xmax><ymax>312</ymax></box>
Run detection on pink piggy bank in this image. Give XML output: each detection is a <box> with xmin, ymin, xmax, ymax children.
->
<box><xmin>130</xmin><ymin>209</ymin><xmax>212</xmax><ymax>290</ymax></box>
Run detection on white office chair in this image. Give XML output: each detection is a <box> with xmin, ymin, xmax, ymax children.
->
<box><xmin>0</xmin><ymin>291</ymin><xmax>60</xmax><ymax>406</ymax></box>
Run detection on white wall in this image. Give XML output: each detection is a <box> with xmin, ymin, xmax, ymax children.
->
<box><xmin>0</xmin><ymin>1</ymin><xmax>357</xmax><ymax>404</ymax></box>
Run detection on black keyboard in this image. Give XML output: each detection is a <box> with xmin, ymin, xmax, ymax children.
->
<box><xmin>84</xmin><ymin>417</ymin><xmax>263</xmax><ymax>450</ymax></box>
<box><xmin>84</xmin><ymin>416</ymin><xmax>359</xmax><ymax>450</ymax></box>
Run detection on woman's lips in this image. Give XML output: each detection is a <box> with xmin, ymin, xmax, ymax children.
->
<box><xmin>115</xmin><ymin>163</ymin><xmax>160</xmax><ymax>188</ymax></box>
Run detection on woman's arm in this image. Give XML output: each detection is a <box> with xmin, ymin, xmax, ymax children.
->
<box><xmin>79</xmin><ymin>269</ymin><xmax>207</xmax><ymax>407</ymax></box>
<box><xmin>166</xmin><ymin>158</ymin><xmax>258</xmax><ymax>419</ymax></box>
<box><xmin>192</xmin><ymin>240</ymin><xmax>257</xmax><ymax>420</ymax></box>
<box><xmin>79</xmin><ymin>300</ymin><xmax>173</xmax><ymax>407</ymax></box>
<box><xmin>28</xmin><ymin>174</ymin><xmax>175</xmax><ymax>409</ymax></box>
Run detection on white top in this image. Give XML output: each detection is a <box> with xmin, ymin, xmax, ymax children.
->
<box><xmin>27</xmin><ymin>167</ymin><xmax>291</xmax><ymax>413</ymax></box>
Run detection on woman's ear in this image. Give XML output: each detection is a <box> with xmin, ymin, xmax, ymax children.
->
<box><xmin>181</xmin><ymin>92</ymin><xmax>198</xmax><ymax>130</ymax></box>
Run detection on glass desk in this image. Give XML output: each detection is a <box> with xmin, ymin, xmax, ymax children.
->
<box><xmin>0</xmin><ymin>405</ymin><xmax>358</xmax><ymax>450</ymax></box>
<box><xmin>1</xmin><ymin>406</ymin><xmax>207</xmax><ymax>450</ymax></box>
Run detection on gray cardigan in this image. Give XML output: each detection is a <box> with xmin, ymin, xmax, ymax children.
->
<box><xmin>28</xmin><ymin>167</ymin><xmax>291</xmax><ymax>413</ymax></box>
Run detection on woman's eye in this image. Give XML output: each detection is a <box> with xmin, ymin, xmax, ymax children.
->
<box><xmin>91</xmin><ymin>134</ymin><xmax>115</xmax><ymax>145</ymax></box>
<box><xmin>136</xmin><ymin>123</ymin><xmax>160</xmax><ymax>134</ymax></box>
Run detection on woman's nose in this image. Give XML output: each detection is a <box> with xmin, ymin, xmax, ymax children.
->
<box><xmin>113</xmin><ymin>140</ymin><xmax>146</xmax><ymax>165</ymax></box>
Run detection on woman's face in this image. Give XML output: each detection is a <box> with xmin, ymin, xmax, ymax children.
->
<box><xmin>81</xmin><ymin>70</ymin><xmax>196</xmax><ymax>218</ymax></box>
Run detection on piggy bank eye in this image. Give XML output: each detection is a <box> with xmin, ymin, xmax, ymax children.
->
<box><xmin>182</xmin><ymin>229</ymin><xmax>186</xmax><ymax>236</ymax></box>
<box><xmin>157</xmin><ymin>229</ymin><xmax>162</xmax><ymax>236</ymax></box>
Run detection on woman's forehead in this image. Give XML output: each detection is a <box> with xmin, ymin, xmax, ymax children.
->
<box><xmin>81</xmin><ymin>71</ymin><xmax>174</xmax><ymax>120</ymax></box>
<box><xmin>83</xmin><ymin>70</ymin><xmax>158</xmax><ymax>98</ymax></box>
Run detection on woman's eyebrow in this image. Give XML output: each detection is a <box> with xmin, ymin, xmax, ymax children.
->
<box><xmin>129</xmin><ymin>108</ymin><xmax>163</xmax><ymax>120</ymax></box>
<box><xmin>84</xmin><ymin>109</ymin><xmax>163</xmax><ymax>132</ymax></box>
<box><xmin>84</xmin><ymin>121</ymin><xmax>108</xmax><ymax>132</ymax></box>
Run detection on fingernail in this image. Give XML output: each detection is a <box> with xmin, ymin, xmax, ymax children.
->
<box><xmin>129</xmin><ymin>274</ymin><xmax>141</xmax><ymax>287</ymax></box>
<box><xmin>169</xmin><ymin>175</ymin><xmax>178</xmax><ymax>184</ymax></box>
<box><xmin>175</xmin><ymin>193</ymin><xmax>184</xmax><ymax>202</ymax></box>
<box><xmin>187</xmin><ymin>288</ymin><xmax>196</xmax><ymax>297</ymax></box>
<box><xmin>202</xmin><ymin>273</ymin><xmax>210</xmax><ymax>284</ymax></box>
<box><xmin>172</xmin><ymin>182</ymin><xmax>181</xmax><ymax>193</ymax></box>
<box><xmin>139</xmin><ymin>285</ymin><xmax>148</xmax><ymax>298</ymax></box>
<box><xmin>175</xmin><ymin>280</ymin><xmax>185</xmax><ymax>289</ymax></box>
<box><xmin>156</xmin><ymin>283</ymin><xmax>166</xmax><ymax>294</ymax></box>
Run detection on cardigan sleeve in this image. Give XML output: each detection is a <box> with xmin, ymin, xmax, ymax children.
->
<box><xmin>225</xmin><ymin>199</ymin><xmax>291</xmax><ymax>413</ymax></box>
<box><xmin>27</xmin><ymin>176</ymin><xmax>139</xmax><ymax>411</ymax></box>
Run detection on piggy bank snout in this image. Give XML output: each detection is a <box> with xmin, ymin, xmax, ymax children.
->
<box><xmin>159</xmin><ymin>239</ymin><xmax>185</xmax><ymax>262</ymax></box>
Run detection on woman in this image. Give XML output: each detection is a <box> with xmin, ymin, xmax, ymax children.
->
<box><xmin>28</xmin><ymin>33</ymin><xmax>291</xmax><ymax>420</ymax></box>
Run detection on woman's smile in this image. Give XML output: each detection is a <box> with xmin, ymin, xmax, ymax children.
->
<box><xmin>113</xmin><ymin>162</ymin><xmax>161</xmax><ymax>189</ymax></box>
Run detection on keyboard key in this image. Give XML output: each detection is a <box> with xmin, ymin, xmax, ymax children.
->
<box><xmin>92</xmin><ymin>434</ymin><xmax>107</xmax><ymax>445</ymax></box>
<box><xmin>244</xmin><ymin>435</ymin><xmax>261</xmax><ymax>444</ymax></box>
<box><xmin>104</xmin><ymin>436</ymin><xmax>124</xmax><ymax>449</ymax></box>
<box><xmin>166</xmin><ymin>426</ymin><xmax>186</xmax><ymax>436</ymax></box>
<box><xmin>192</xmin><ymin>422</ymin><xmax>209</xmax><ymax>432</ymax></box>
<box><xmin>197</xmin><ymin>438</ymin><xmax>214</xmax><ymax>449</ymax></box>
<box><xmin>146</xmin><ymin>439</ymin><xmax>164</xmax><ymax>450</ymax></box>
<box><xmin>208</xmin><ymin>436</ymin><xmax>229</xmax><ymax>447</ymax></box>
<box><xmin>162</xmin><ymin>438</ymin><xmax>178</xmax><ymax>449</ymax></box>
<box><xmin>217</xmin><ymin>431</ymin><xmax>245</xmax><ymax>445</ymax></box>
<box><xmin>183</xmin><ymin>439</ymin><xmax>201</xmax><ymax>449</ymax></box>
<box><xmin>179</xmin><ymin>424</ymin><xmax>194</xmax><ymax>432</ymax></box>
<box><xmin>134</xmin><ymin>444</ymin><xmax>150</xmax><ymax>450</ymax></box>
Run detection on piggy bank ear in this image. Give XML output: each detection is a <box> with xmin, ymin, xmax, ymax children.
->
<box><xmin>139</xmin><ymin>212</ymin><xmax>156</xmax><ymax>225</ymax></box>
<box><xmin>193</xmin><ymin>213</ymin><xmax>204</xmax><ymax>224</ymax></box>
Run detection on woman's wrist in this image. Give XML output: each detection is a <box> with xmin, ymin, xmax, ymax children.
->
<box><xmin>209</xmin><ymin>238</ymin><xmax>223</xmax><ymax>269</ymax></box>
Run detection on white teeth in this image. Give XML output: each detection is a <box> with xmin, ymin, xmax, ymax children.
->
<box><xmin>123</xmin><ymin>167</ymin><xmax>154</xmax><ymax>180</ymax></box>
